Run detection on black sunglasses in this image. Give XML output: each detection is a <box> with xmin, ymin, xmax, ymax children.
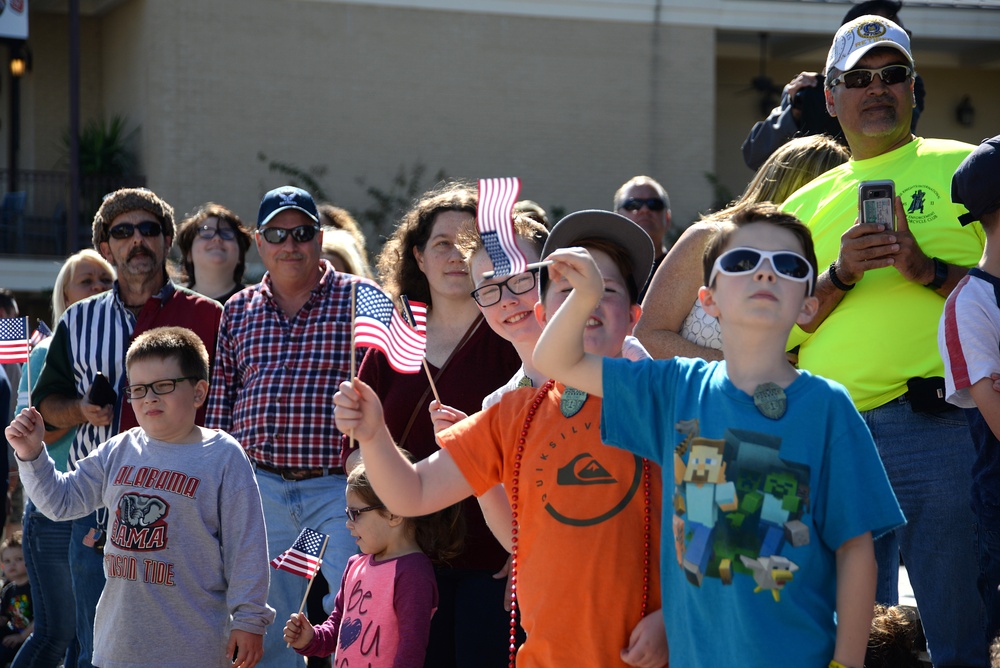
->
<box><xmin>345</xmin><ymin>504</ymin><xmax>385</xmax><ymax>522</ymax></box>
<box><xmin>828</xmin><ymin>65</ymin><xmax>912</xmax><ymax>90</ymax></box>
<box><xmin>197</xmin><ymin>225</ymin><xmax>237</xmax><ymax>240</ymax></box>
<box><xmin>620</xmin><ymin>198</ymin><xmax>666</xmax><ymax>213</ymax></box>
<box><xmin>259</xmin><ymin>225</ymin><xmax>319</xmax><ymax>244</ymax></box>
<box><xmin>108</xmin><ymin>221</ymin><xmax>163</xmax><ymax>240</ymax></box>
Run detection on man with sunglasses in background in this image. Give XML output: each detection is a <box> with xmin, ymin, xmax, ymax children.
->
<box><xmin>614</xmin><ymin>175</ymin><xmax>671</xmax><ymax>296</ymax></box>
<box><xmin>32</xmin><ymin>187</ymin><xmax>223</xmax><ymax>668</ymax></box>
<box><xmin>740</xmin><ymin>0</ymin><xmax>926</xmax><ymax>171</ymax></box>
<box><xmin>207</xmin><ymin>186</ymin><xmax>378</xmax><ymax>668</ymax></box>
<box><xmin>782</xmin><ymin>15</ymin><xmax>988</xmax><ymax>666</ymax></box>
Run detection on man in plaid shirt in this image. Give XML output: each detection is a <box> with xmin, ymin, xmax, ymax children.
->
<box><xmin>207</xmin><ymin>186</ymin><xmax>375</xmax><ymax>668</ymax></box>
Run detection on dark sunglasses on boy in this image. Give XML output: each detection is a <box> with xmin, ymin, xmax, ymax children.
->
<box><xmin>107</xmin><ymin>221</ymin><xmax>163</xmax><ymax>240</ymax></box>
<box><xmin>709</xmin><ymin>247</ymin><xmax>814</xmax><ymax>294</ymax></box>
<box><xmin>197</xmin><ymin>225</ymin><xmax>237</xmax><ymax>241</ymax></box>
<box><xmin>259</xmin><ymin>224</ymin><xmax>319</xmax><ymax>244</ymax></box>
<box><xmin>620</xmin><ymin>197</ymin><xmax>666</xmax><ymax>213</ymax></box>
<box><xmin>828</xmin><ymin>64</ymin><xmax>912</xmax><ymax>90</ymax></box>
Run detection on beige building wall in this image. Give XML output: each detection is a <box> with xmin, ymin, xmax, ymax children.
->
<box><xmin>32</xmin><ymin>0</ymin><xmax>713</xmax><ymax>235</ymax></box>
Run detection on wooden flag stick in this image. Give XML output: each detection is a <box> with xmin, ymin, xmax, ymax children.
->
<box><xmin>481</xmin><ymin>259</ymin><xmax>553</xmax><ymax>280</ymax></box>
<box><xmin>348</xmin><ymin>284</ymin><xmax>357</xmax><ymax>450</ymax></box>
<box><xmin>24</xmin><ymin>316</ymin><xmax>32</xmax><ymax>408</ymax></box>
<box><xmin>400</xmin><ymin>296</ymin><xmax>441</xmax><ymax>405</ymax></box>
<box><xmin>24</xmin><ymin>316</ymin><xmax>34</xmax><ymax>408</ymax></box>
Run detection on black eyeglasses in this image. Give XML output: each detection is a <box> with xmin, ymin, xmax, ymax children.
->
<box><xmin>709</xmin><ymin>247</ymin><xmax>814</xmax><ymax>293</ymax></box>
<box><xmin>197</xmin><ymin>225</ymin><xmax>237</xmax><ymax>240</ymax></box>
<box><xmin>470</xmin><ymin>269</ymin><xmax>538</xmax><ymax>307</ymax></box>
<box><xmin>107</xmin><ymin>221</ymin><xmax>163</xmax><ymax>240</ymax></box>
<box><xmin>124</xmin><ymin>376</ymin><xmax>199</xmax><ymax>400</ymax></box>
<box><xmin>828</xmin><ymin>65</ymin><xmax>912</xmax><ymax>90</ymax></box>
<box><xmin>620</xmin><ymin>198</ymin><xmax>666</xmax><ymax>213</ymax></box>
<box><xmin>345</xmin><ymin>504</ymin><xmax>385</xmax><ymax>521</ymax></box>
<box><xmin>259</xmin><ymin>225</ymin><xmax>319</xmax><ymax>244</ymax></box>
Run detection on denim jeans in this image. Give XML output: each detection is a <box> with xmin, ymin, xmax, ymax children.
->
<box><xmin>11</xmin><ymin>500</ymin><xmax>78</xmax><ymax>668</ymax></box>
<box><xmin>863</xmin><ymin>399</ymin><xmax>987</xmax><ymax>667</ymax></box>
<box><xmin>69</xmin><ymin>512</ymin><xmax>107</xmax><ymax>668</ymax></box>
<box><xmin>255</xmin><ymin>469</ymin><xmax>357</xmax><ymax>668</ymax></box>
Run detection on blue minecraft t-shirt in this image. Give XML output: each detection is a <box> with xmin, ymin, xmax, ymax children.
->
<box><xmin>602</xmin><ymin>357</ymin><xmax>904</xmax><ymax>667</ymax></box>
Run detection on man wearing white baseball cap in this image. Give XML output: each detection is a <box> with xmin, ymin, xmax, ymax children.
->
<box><xmin>782</xmin><ymin>15</ymin><xmax>989</xmax><ymax>666</ymax></box>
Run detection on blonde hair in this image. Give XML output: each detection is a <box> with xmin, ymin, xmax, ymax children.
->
<box><xmin>52</xmin><ymin>249</ymin><xmax>115</xmax><ymax>320</ymax></box>
<box><xmin>321</xmin><ymin>228</ymin><xmax>374</xmax><ymax>279</ymax></box>
<box><xmin>739</xmin><ymin>135</ymin><xmax>850</xmax><ymax>206</ymax></box>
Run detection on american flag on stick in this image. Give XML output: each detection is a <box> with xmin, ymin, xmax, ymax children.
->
<box><xmin>29</xmin><ymin>321</ymin><xmax>52</xmax><ymax>348</ymax></box>
<box><xmin>270</xmin><ymin>527</ymin><xmax>328</xmax><ymax>580</ymax></box>
<box><xmin>0</xmin><ymin>317</ymin><xmax>30</xmax><ymax>364</ymax></box>
<box><xmin>477</xmin><ymin>177</ymin><xmax>526</xmax><ymax>278</ymax></box>
<box><xmin>353</xmin><ymin>284</ymin><xmax>427</xmax><ymax>374</ymax></box>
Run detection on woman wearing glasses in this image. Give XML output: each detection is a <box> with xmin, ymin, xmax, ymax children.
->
<box><xmin>356</xmin><ymin>182</ymin><xmax>520</xmax><ymax>668</ymax></box>
<box><xmin>174</xmin><ymin>204</ymin><xmax>253</xmax><ymax>304</ymax></box>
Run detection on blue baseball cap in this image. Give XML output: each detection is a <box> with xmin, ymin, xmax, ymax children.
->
<box><xmin>257</xmin><ymin>186</ymin><xmax>320</xmax><ymax>229</ymax></box>
<box><xmin>953</xmin><ymin>135</ymin><xmax>1000</xmax><ymax>226</ymax></box>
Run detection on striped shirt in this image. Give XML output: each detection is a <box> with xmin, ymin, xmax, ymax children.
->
<box><xmin>33</xmin><ymin>280</ymin><xmax>223</xmax><ymax>469</ymax></box>
<box><xmin>206</xmin><ymin>261</ymin><xmax>375</xmax><ymax>469</ymax></box>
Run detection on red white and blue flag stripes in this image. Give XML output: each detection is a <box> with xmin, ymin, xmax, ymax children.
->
<box><xmin>477</xmin><ymin>177</ymin><xmax>526</xmax><ymax>278</ymax></box>
<box><xmin>270</xmin><ymin>527</ymin><xmax>328</xmax><ymax>579</ymax></box>
<box><xmin>0</xmin><ymin>317</ymin><xmax>29</xmax><ymax>364</ymax></box>
<box><xmin>353</xmin><ymin>284</ymin><xmax>427</xmax><ymax>374</ymax></box>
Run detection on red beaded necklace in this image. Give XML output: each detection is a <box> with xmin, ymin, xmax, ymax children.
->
<box><xmin>507</xmin><ymin>379</ymin><xmax>652</xmax><ymax>667</ymax></box>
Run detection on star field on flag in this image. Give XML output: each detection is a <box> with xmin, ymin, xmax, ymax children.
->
<box><xmin>0</xmin><ymin>318</ymin><xmax>29</xmax><ymax>364</ymax></box>
<box><xmin>477</xmin><ymin>177</ymin><xmax>526</xmax><ymax>278</ymax></box>
<box><xmin>353</xmin><ymin>284</ymin><xmax>427</xmax><ymax>374</ymax></box>
<box><xmin>270</xmin><ymin>527</ymin><xmax>328</xmax><ymax>579</ymax></box>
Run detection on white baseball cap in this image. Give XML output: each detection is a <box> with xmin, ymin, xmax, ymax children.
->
<box><xmin>826</xmin><ymin>15</ymin><xmax>914</xmax><ymax>76</ymax></box>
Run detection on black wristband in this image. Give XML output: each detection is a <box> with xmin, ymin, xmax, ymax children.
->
<box><xmin>924</xmin><ymin>257</ymin><xmax>948</xmax><ymax>290</ymax></box>
<box><xmin>828</xmin><ymin>262</ymin><xmax>854</xmax><ymax>291</ymax></box>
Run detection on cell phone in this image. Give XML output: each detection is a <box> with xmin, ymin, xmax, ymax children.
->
<box><xmin>88</xmin><ymin>373</ymin><xmax>117</xmax><ymax>407</ymax></box>
<box><xmin>859</xmin><ymin>180</ymin><xmax>896</xmax><ymax>231</ymax></box>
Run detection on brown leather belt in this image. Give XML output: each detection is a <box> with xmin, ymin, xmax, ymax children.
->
<box><xmin>254</xmin><ymin>462</ymin><xmax>344</xmax><ymax>481</ymax></box>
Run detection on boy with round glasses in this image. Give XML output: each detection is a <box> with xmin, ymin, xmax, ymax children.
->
<box><xmin>7</xmin><ymin>326</ymin><xmax>274</xmax><ymax>667</ymax></box>
<box><xmin>534</xmin><ymin>202</ymin><xmax>904</xmax><ymax>667</ymax></box>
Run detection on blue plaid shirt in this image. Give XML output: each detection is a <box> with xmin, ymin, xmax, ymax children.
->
<box><xmin>207</xmin><ymin>261</ymin><xmax>375</xmax><ymax>469</ymax></box>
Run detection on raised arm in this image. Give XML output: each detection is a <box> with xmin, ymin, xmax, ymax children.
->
<box><xmin>532</xmin><ymin>248</ymin><xmax>607</xmax><ymax>396</ymax></box>
<box><xmin>333</xmin><ymin>378</ymin><xmax>474</xmax><ymax>516</ymax></box>
<box><xmin>636</xmin><ymin>223</ymin><xmax>722</xmax><ymax>361</ymax></box>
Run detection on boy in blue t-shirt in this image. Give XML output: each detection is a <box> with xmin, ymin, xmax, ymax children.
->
<box><xmin>534</xmin><ymin>202</ymin><xmax>904</xmax><ymax>668</ymax></box>
<box><xmin>938</xmin><ymin>134</ymin><xmax>1000</xmax><ymax>649</ymax></box>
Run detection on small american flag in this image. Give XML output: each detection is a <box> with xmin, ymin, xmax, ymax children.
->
<box><xmin>354</xmin><ymin>284</ymin><xmax>427</xmax><ymax>374</ymax></box>
<box><xmin>270</xmin><ymin>527</ymin><xmax>328</xmax><ymax>579</ymax></box>
<box><xmin>29</xmin><ymin>321</ymin><xmax>52</xmax><ymax>348</ymax></box>
<box><xmin>0</xmin><ymin>317</ymin><xmax>29</xmax><ymax>364</ymax></box>
<box><xmin>477</xmin><ymin>177</ymin><xmax>526</xmax><ymax>277</ymax></box>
